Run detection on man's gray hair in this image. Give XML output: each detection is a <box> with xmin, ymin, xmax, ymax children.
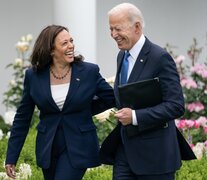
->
<box><xmin>108</xmin><ymin>3</ymin><xmax>145</xmax><ymax>29</ymax></box>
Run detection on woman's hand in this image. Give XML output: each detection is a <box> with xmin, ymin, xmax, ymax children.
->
<box><xmin>5</xmin><ymin>164</ymin><xmax>16</xmax><ymax>179</ymax></box>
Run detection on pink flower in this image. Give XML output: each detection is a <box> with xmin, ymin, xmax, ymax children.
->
<box><xmin>189</xmin><ymin>143</ymin><xmax>195</xmax><ymax>149</ymax></box>
<box><xmin>176</xmin><ymin>119</ymin><xmax>186</xmax><ymax>129</ymax></box>
<box><xmin>191</xmin><ymin>63</ymin><xmax>207</xmax><ymax>79</ymax></box>
<box><xmin>204</xmin><ymin>140</ymin><xmax>207</xmax><ymax>147</ymax></box>
<box><xmin>185</xmin><ymin>120</ymin><xmax>195</xmax><ymax>128</ymax></box>
<box><xmin>187</xmin><ymin>102</ymin><xmax>205</xmax><ymax>112</ymax></box>
<box><xmin>203</xmin><ymin>127</ymin><xmax>207</xmax><ymax>134</ymax></box>
<box><xmin>180</xmin><ymin>78</ymin><xmax>197</xmax><ymax>89</ymax></box>
<box><xmin>196</xmin><ymin>116</ymin><xmax>207</xmax><ymax>127</ymax></box>
<box><xmin>193</xmin><ymin>121</ymin><xmax>200</xmax><ymax>129</ymax></box>
<box><xmin>175</xmin><ymin>55</ymin><xmax>185</xmax><ymax>64</ymax></box>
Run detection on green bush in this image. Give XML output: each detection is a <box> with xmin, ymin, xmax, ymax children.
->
<box><xmin>94</xmin><ymin>115</ymin><xmax>116</xmax><ymax>144</ymax></box>
<box><xmin>1</xmin><ymin>118</ymin><xmax>207</xmax><ymax>179</ymax></box>
<box><xmin>0</xmin><ymin>115</ymin><xmax>10</xmax><ymax>134</ymax></box>
<box><xmin>176</xmin><ymin>158</ymin><xmax>207</xmax><ymax>180</ymax></box>
<box><xmin>84</xmin><ymin>160</ymin><xmax>207</xmax><ymax>180</ymax></box>
<box><xmin>83</xmin><ymin>166</ymin><xmax>112</xmax><ymax>180</ymax></box>
<box><xmin>0</xmin><ymin>119</ymin><xmax>44</xmax><ymax>179</ymax></box>
<box><xmin>0</xmin><ymin>137</ymin><xmax>8</xmax><ymax>172</ymax></box>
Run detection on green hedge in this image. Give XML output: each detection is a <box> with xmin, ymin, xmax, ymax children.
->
<box><xmin>84</xmin><ymin>160</ymin><xmax>207</xmax><ymax>180</ymax></box>
<box><xmin>0</xmin><ymin>119</ymin><xmax>207</xmax><ymax>179</ymax></box>
<box><xmin>176</xmin><ymin>158</ymin><xmax>207</xmax><ymax>180</ymax></box>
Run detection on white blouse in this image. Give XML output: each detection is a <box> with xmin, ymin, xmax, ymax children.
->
<box><xmin>51</xmin><ymin>83</ymin><xmax>70</xmax><ymax>110</ymax></box>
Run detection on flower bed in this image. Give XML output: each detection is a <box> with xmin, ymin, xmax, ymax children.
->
<box><xmin>0</xmin><ymin>35</ymin><xmax>207</xmax><ymax>179</ymax></box>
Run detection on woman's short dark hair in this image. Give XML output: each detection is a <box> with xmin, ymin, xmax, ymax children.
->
<box><xmin>30</xmin><ymin>25</ymin><xmax>84</xmax><ymax>71</ymax></box>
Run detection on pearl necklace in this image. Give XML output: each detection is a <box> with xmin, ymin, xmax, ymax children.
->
<box><xmin>50</xmin><ymin>67</ymin><xmax>71</xmax><ymax>80</ymax></box>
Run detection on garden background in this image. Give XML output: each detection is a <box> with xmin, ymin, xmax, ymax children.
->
<box><xmin>0</xmin><ymin>1</ymin><xmax>207</xmax><ymax>179</ymax></box>
<box><xmin>0</xmin><ymin>32</ymin><xmax>207</xmax><ymax>179</ymax></box>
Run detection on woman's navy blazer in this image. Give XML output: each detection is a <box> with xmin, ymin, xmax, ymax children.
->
<box><xmin>6</xmin><ymin>61</ymin><xmax>115</xmax><ymax>169</ymax></box>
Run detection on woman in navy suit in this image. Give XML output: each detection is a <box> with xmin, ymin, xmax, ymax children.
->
<box><xmin>5</xmin><ymin>25</ymin><xmax>115</xmax><ymax>180</ymax></box>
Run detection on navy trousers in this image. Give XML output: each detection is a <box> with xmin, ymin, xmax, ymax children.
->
<box><xmin>42</xmin><ymin>125</ymin><xmax>86</xmax><ymax>180</ymax></box>
<box><xmin>113</xmin><ymin>144</ymin><xmax>175</xmax><ymax>180</ymax></box>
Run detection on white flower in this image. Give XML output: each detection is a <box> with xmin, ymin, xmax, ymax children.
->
<box><xmin>204</xmin><ymin>86</ymin><xmax>207</xmax><ymax>94</ymax></box>
<box><xmin>4</xmin><ymin>111</ymin><xmax>16</xmax><ymax>125</ymax></box>
<box><xmin>106</xmin><ymin>76</ymin><xmax>115</xmax><ymax>83</ymax></box>
<box><xmin>14</xmin><ymin>58</ymin><xmax>23</xmax><ymax>67</ymax></box>
<box><xmin>16</xmin><ymin>41</ymin><xmax>29</xmax><ymax>52</ymax></box>
<box><xmin>9</xmin><ymin>79</ymin><xmax>17</xmax><ymax>87</ymax></box>
<box><xmin>192</xmin><ymin>142</ymin><xmax>206</xmax><ymax>159</ymax></box>
<box><xmin>0</xmin><ymin>129</ymin><xmax>3</xmax><ymax>140</ymax></box>
<box><xmin>94</xmin><ymin>108</ymin><xmax>114</xmax><ymax>122</ymax></box>
<box><xmin>18</xmin><ymin>163</ymin><xmax>32</xmax><ymax>179</ymax></box>
<box><xmin>20</xmin><ymin>36</ymin><xmax>26</xmax><ymax>42</ymax></box>
<box><xmin>105</xmin><ymin>76</ymin><xmax>115</xmax><ymax>87</ymax></box>
<box><xmin>0</xmin><ymin>172</ymin><xmax>10</xmax><ymax>180</ymax></box>
<box><xmin>6</xmin><ymin>131</ymin><xmax>11</xmax><ymax>139</ymax></box>
<box><xmin>26</xmin><ymin>34</ymin><xmax>33</xmax><ymax>42</ymax></box>
<box><xmin>2</xmin><ymin>161</ymin><xmax>5</xmax><ymax>168</ymax></box>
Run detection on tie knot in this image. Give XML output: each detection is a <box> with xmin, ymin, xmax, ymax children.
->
<box><xmin>124</xmin><ymin>51</ymin><xmax>130</xmax><ymax>60</ymax></box>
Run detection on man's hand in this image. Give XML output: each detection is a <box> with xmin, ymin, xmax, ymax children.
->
<box><xmin>114</xmin><ymin>108</ymin><xmax>132</xmax><ymax>126</ymax></box>
<box><xmin>5</xmin><ymin>164</ymin><xmax>16</xmax><ymax>179</ymax></box>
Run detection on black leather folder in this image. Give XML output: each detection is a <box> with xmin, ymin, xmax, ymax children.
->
<box><xmin>118</xmin><ymin>78</ymin><xmax>162</xmax><ymax>110</ymax></box>
<box><xmin>118</xmin><ymin>77</ymin><xmax>196</xmax><ymax>160</ymax></box>
<box><xmin>118</xmin><ymin>78</ymin><xmax>166</xmax><ymax>136</ymax></box>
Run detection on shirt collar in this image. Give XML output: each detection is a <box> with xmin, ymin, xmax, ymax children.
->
<box><xmin>128</xmin><ymin>34</ymin><xmax>146</xmax><ymax>61</ymax></box>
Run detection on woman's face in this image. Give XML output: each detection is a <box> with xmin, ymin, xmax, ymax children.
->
<box><xmin>51</xmin><ymin>29</ymin><xmax>75</xmax><ymax>65</ymax></box>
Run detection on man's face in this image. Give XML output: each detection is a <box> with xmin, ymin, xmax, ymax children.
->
<box><xmin>109</xmin><ymin>13</ymin><xmax>140</xmax><ymax>50</ymax></box>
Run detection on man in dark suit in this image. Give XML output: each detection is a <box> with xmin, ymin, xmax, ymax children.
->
<box><xmin>101</xmin><ymin>3</ymin><xmax>187</xmax><ymax>180</ymax></box>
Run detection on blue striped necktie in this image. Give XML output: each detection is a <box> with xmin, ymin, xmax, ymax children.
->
<box><xmin>120</xmin><ymin>51</ymin><xmax>130</xmax><ymax>85</ymax></box>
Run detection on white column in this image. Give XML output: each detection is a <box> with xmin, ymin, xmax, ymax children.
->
<box><xmin>53</xmin><ymin>0</ymin><xmax>96</xmax><ymax>63</ymax></box>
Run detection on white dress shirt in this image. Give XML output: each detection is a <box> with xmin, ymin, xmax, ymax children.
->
<box><xmin>126</xmin><ymin>34</ymin><xmax>146</xmax><ymax>125</ymax></box>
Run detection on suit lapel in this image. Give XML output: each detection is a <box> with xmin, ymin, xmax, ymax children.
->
<box><xmin>39</xmin><ymin>66</ymin><xmax>60</xmax><ymax>111</ymax></box>
<box><xmin>114</xmin><ymin>51</ymin><xmax>125</xmax><ymax>108</ymax></box>
<box><xmin>62</xmin><ymin>62</ymin><xmax>82</xmax><ymax>110</ymax></box>
<box><xmin>114</xmin><ymin>39</ymin><xmax>151</xmax><ymax>108</ymax></box>
<box><xmin>128</xmin><ymin>38</ymin><xmax>151</xmax><ymax>83</ymax></box>
<box><xmin>116</xmin><ymin>51</ymin><xmax>125</xmax><ymax>85</ymax></box>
